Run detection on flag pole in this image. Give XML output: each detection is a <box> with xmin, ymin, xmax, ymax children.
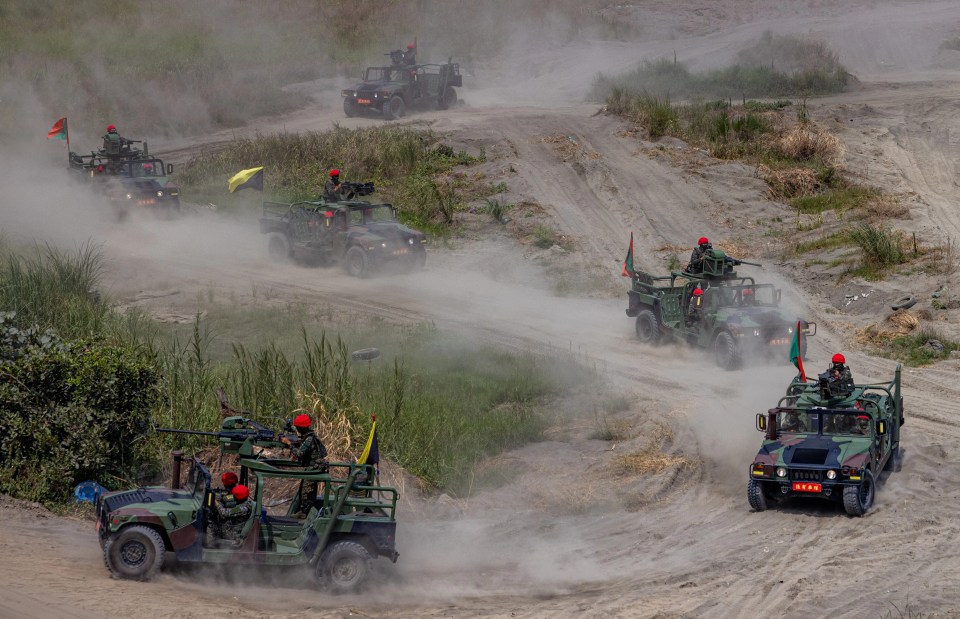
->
<box><xmin>64</xmin><ymin>117</ymin><xmax>70</xmax><ymax>164</ymax></box>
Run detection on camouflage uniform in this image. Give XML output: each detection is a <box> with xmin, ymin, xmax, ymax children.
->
<box><xmin>102</xmin><ymin>132</ymin><xmax>122</xmax><ymax>156</ymax></box>
<box><xmin>686</xmin><ymin>245</ymin><xmax>711</xmax><ymax>273</ymax></box>
<box><xmin>213</xmin><ymin>487</ymin><xmax>236</xmax><ymax>508</ymax></box>
<box><xmin>215</xmin><ymin>498</ymin><xmax>253</xmax><ymax>541</ymax></box>
<box><xmin>324</xmin><ymin>178</ymin><xmax>342</xmax><ymax>201</ymax></box>
<box><xmin>294</xmin><ymin>430</ymin><xmax>328</xmax><ymax>470</ymax></box>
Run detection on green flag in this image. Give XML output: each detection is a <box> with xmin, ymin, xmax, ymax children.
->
<box><xmin>621</xmin><ymin>232</ymin><xmax>634</xmax><ymax>277</ymax></box>
<box><xmin>789</xmin><ymin>321</ymin><xmax>806</xmax><ymax>381</ymax></box>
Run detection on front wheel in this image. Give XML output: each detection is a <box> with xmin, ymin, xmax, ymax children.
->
<box><xmin>343</xmin><ymin>246</ymin><xmax>369</xmax><ymax>278</ymax></box>
<box><xmin>842</xmin><ymin>469</ymin><xmax>876</xmax><ymax>517</ymax></box>
<box><xmin>747</xmin><ymin>479</ymin><xmax>768</xmax><ymax>512</ymax></box>
<box><xmin>383</xmin><ymin>96</ymin><xmax>405</xmax><ymax>121</ymax></box>
<box><xmin>103</xmin><ymin>525</ymin><xmax>165</xmax><ymax>580</ymax></box>
<box><xmin>713</xmin><ymin>331</ymin><xmax>741</xmax><ymax>370</ymax></box>
<box><xmin>316</xmin><ymin>540</ymin><xmax>372</xmax><ymax>593</ymax></box>
<box><xmin>343</xmin><ymin>98</ymin><xmax>358</xmax><ymax>118</ymax></box>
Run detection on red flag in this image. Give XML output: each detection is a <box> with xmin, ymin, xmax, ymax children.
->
<box><xmin>621</xmin><ymin>232</ymin><xmax>635</xmax><ymax>277</ymax></box>
<box><xmin>47</xmin><ymin>117</ymin><xmax>68</xmax><ymax>140</ymax></box>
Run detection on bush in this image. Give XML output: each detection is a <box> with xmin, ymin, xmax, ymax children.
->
<box><xmin>850</xmin><ymin>222</ymin><xmax>906</xmax><ymax>268</ymax></box>
<box><xmin>0</xmin><ymin>328</ymin><xmax>160</xmax><ymax>504</ymax></box>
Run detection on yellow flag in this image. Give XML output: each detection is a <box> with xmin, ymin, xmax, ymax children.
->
<box><xmin>228</xmin><ymin>166</ymin><xmax>264</xmax><ymax>193</ymax></box>
<box><xmin>358</xmin><ymin>419</ymin><xmax>379</xmax><ymax>466</ymax></box>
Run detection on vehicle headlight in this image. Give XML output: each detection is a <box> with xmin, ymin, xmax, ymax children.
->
<box><xmin>408</xmin><ymin>238</ymin><xmax>414</xmax><ymax>245</ymax></box>
<box><xmin>156</xmin><ymin>190</ymin><xmax>164</xmax><ymax>198</ymax></box>
<box><xmin>776</xmin><ymin>467</ymin><xmax>787</xmax><ymax>478</ymax></box>
<box><xmin>753</xmin><ymin>329</ymin><xmax>761</xmax><ymax>337</ymax></box>
<box><xmin>381</xmin><ymin>242</ymin><xmax>387</xmax><ymax>248</ymax></box>
<box><xmin>826</xmin><ymin>470</ymin><xmax>837</xmax><ymax>480</ymax></box>
<box><xmin>788</xmin><ymin>327</ymin><xmax>794</xmax><ymax>334</ymax></box>
<box><xmin>125</xmin><ymin>193</ymin><xmax>133</xmax><ymax>200</ymax></box>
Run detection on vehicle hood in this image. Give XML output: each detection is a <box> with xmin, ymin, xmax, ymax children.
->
<box><xmin>716</xmin><ymin>307</ymin><xmax>794</xmax><ymax>329</ymax></box>
<box><xmin>352</xmin><ymin>80</ymin><xmax>404</xmax><ymax>95</ymax></box>
<box><xmin>753</xmin><ymin>435</ymin><xmax>871</xmax><ymax>470</ymax></box>
<box><xmin>350</xmin><ymin>223</ymin><xmax>425</xmax><ymax>245</ymax></box>
<box><xmin>101</xmin><ymin>486</ymin><xmax>197</xmax><ymax>515</ymax></box>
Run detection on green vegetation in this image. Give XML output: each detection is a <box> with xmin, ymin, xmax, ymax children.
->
<box><xmin>179</xmin><ymin>127</ymin><xmax>484</xmax><ymax>233</ymax></box>
<box><xmin>0</xmin><ymin>243</ymin><xmax>590</xmax><ymax>504</ymax></box>
<box><xmin>591</xmin><ymin>32</ymin><xmax>849</xmax><ymax>103</ymax></box>
<box><xmin>883</xmin><ymin>329</ymin><xmax>960</xmax><ymax>366</ymax></box>
<box><xmin>849</xmin><ymin>222</ymin><xmax>906</xmax><ymax>269</ymax></box>
<box><xmin>791</xmin><ymin>185</ymin><xmax>881</xmax><ymax>214</ymax></box>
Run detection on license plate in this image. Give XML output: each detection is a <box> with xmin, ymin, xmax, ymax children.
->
<box><xmin>357</xmin><ymin>98</ymin><xmax>371</xmax><ymax>105</ymax></box>
<box><xmin>792</xmin><ymin>482</ymin><xmax>822</xmax><ymax>493</ymax></box>
<box><xmin>137</xmin><ymin>199</ymin><xmax>157</xmax><ymax>206</ymax></box>
<box><xmin>769</xmin><ymin>338</ymin><xmax>788</xmax><ymax>345</ymax></box>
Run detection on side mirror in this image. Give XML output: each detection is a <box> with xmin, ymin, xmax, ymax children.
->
<box><xmin>803</xmin><ymin>322</ymin><xmax>817</xmax><ymax>336</ymax></box>
<box><xmin>877</xmin><ymin>420</ymin><xmax>886</xmax><ymax>435</ymax></box>
<box><xmin>166</xmin><ymin>163</ymin><xmax>174</xmax><ymax>175</ymax></box>
<box><xmin>756</xmin><ymin>413</ymin><xmax>767</xmax><ymax>432</ymax></box>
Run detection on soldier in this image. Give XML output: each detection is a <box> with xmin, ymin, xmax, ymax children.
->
<box><xmin>214</xmin><ymin>472</ymin><xmax>238</xmax><ymax>507</ymax></box>
<box><xmin>324</xmin><ymin>169</ymin><xmax>342</xmax><ymax>201</ymax></box>
<box><xmin>282</xmin><ymin>413</ymin><xmax>328</xmax><ymax>470</ymax></box>
<box><xmin>402</xmin><ymin>42</ymin><xmax>416</xmax><ymax>65</ymax></box>
<box><xmin>741</xmin><ymin>287</ymin><xmax>756</xmax><ymax>305</ymax></box>
<box><xmin>282</xmin><ymin>414</ymin><xmax>328</xmax><ymax>517</ymax></box>
<box><xmin>216</xmin><ymin>484</ymin><xmax>253</xmax><ymax>542</ymax></box>
<box><xmin>781</xmin><ymin>411</ymin><xmax>804</xmax><ymax>432</ymax></box>
<box><xmin>685</xmin><ymin>237</ymin><xmax>712</xmax><ymax>274</ymax></box>
<box><xmin>826</xmin><ymin>353</ymin><xmax>853</xmax><ymax>383</ymax></box>
<box><xmin>101</xmin><ymin>124</ymin><xmax>131</xmax><ymax>156</ymax></box>
<box><xmin>687</xmin><ymin>286</ymin><xmax>704</xmax><ymax>326</ymax></box>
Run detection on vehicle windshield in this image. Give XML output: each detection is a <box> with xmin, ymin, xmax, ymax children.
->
<box><xmin>187</xmin><ymin>461</ymin><xmax>210</xmax><ymax>500</ymax></box>
<box><xmin>364</xmin><ymin>67</ymin><xmax>407</xmax><ymax>82</ymax></box>
<box><xmin>365</xmin><ymin>205</ymin><xmax>396</xmax><ymax>222</ymax></box>
<box><xmin>126</xmin><ymin>160</ymin><xmax>164</xmax><ymax>178</ymax></box>
<box><xmin>777</xmin><ymin>410</ymin><xmax>872</xmax><ymax>436</ymax></box>
<box><xmin>708</xmin><ymin>285</ymin><xmax>778</xmax><ymax>308</ymax></box>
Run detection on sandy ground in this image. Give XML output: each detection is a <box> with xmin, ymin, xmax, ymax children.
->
<box><xmin>4</xmin><ymin>1</ymin><xmax>960</xmax><ymax>617</ymax></box>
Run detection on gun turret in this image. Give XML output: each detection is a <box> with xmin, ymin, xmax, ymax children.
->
<box><xmin>339</xmin><ymin>181</ymin><xmax>375</xmax><ymax>199</ymax></box>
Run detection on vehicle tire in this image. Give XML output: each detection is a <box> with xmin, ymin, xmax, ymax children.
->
<box><xmin>747</xmin><ymin>479</ymin><xmax>768</xmax><ymax>512</ymax></box>
<box><xmin>343</xmin><ymin>246</ymin><xmax>369</xmax><ymax>278</ymax></box>
<box><xmin>713</xmin><ymin>331</ymin><xmax>741</xmax><ymax>370</ymax></box>
<box><xmin>316</xmin><ymin>540</ymin><xmax>372</xmax><ymax>593</ymax></box>
<box><xmin>383</xmin><ymin>96</ymin><xmax>405</xmax><ymax>121</ymax></box>
<box><xmin>343</xmin><ymin>98</ymin><xmax>358</xmax><ymax>118</ymax></box>
<box><xmin>437</xmin><ymin>87</ymin><xmax>457</xmax><ymax>110</ymax></box>
<box><xmin>634</xmin><ymin>309</ymin><xmax>661</xmax><ymax>346</ymax></box>
<box><xmin>842</xmin><ymin>469</ymin><xmax>876</xmax><ymax>517</ymax></box>
<box><xmin>103</xmin><ymin>525</ymin><xmax>165</xmax><ymax>581</ymax></box>
<box><xmin>351</xmin><ymin>348</ymin><xmax>381</xmax><ymax>361</ymax></box>
<box><xmin>267</xmin><ymin>232</ymin><xmax>292</xmax><ymax>263</ymax></box>
<box><xmin>891</xmin><ymin>295</ymin><xmax>916</xmax><ymax>311</ymax></box>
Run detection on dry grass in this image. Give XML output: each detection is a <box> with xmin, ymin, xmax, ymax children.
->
<box><xmin>610</xmin><ymin>422</ymin><xmax>691</xmax><ymax>476</ymax></box>
<box><xmin>768</xmin><ymin>125</ymin><xmax>844</xmax><ymax>164</ymax></box>
<box><xmin>541</xmin><ymin>135</ymin><xmax>601</xmax><ymax>162</ymax></box>
<box><xmin>758</xmin><ymin>164</ymin><xmax>820</xmax><ymax>200</ymax></box>
<box><xmin>856</xmin><ymin>310</ymin><xmax>920</xmax><ymax>345</ymax></box>
<box><xmin>863</xmin><ymin>194</ymin><xmax>910</xmax><ymax>219</ymax></box>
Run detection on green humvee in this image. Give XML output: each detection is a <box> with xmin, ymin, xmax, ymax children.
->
<box><xmin>748</xmin><ymin>365</ymin><xmax>904</xmax><ymax>516</ymax></box>
<box><xmin>96</xmin><ymin>435</ymin><xmax>398</xmax><ymax>592</ymax></box>
<box><xmin>625</xmin><ymin>249</ymin><xmax>815</xmax><ymax>369</ymax></box>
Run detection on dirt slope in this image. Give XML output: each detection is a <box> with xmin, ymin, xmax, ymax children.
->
<box><xmin>4</xmin><ymin>2</ymin><xmax>960</xmax><ymax>618</ymax></box>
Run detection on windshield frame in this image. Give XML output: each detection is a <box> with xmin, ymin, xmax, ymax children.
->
<box><xmin>774</xmin><ymin>407</ymin><xmax>875</xmax><ymax>437</ymax></box>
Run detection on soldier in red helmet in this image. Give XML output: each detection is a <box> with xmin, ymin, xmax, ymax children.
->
<box><xmin>215</xmin><ymin>484</ymin><xmax>253</xmax><ymax>542</ymax></box>
<box><xmin>687</xmin><ymin>286</ymin><xmax>705</xmax><ymax>326</ymax></box>
<box><xmin>324</xmin><ymin>169</ymin><xmax>342</xmax><ymax>201</ymax></box>
<box><xmin>686</xmin><ymin>236</ymin><xmax>713</xmax><ymax>274</ymax></box>
<box><xmin>214</xmin><ymin>471</ymin><xmax>239</xmax><ymax>507</ymax></box>
<box><xmin>826</xmin><ymin>353</ymin><xmax>853</xmax><ymax>383</ymax></box>
<box><xmin>282</xmin><ymin>413</ymin><xmax>328</xmax><ymax>516</ymax></box>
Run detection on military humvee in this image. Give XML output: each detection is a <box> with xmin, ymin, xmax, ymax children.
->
<box><xmin>341</xmin><ymin>50</ymin><xmax>461</xmax><ymax>120</ymax></box>
<box><xmin>69</xmin><ymin>140</ymin><xmax>181</xmax><ymax>216</ymax></box>
<box><xmin>748</xmin><ymin>365</ymin><xmax>904</xmax><ymax>516</ymax></box>
<box><xmin>259</xmin><ymin>195</ymin><xmax>426</xmax><ymax>277</ymax></box>
<box><xmin>625</xmin><ymin>249</ymin><xmax>815</xmax><ymax>369</ymax></box>
<box><xmin>96</xmin><ymin>422</ymin><xmax>398</xmax><ymax>592</ymax></box>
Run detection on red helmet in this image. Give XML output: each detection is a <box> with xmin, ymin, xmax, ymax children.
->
<box><xmin>330</xmin><ymin>169</ymin><xmax>340</xmax><ymax>177</ymax></box>
<box><xmin>407</xmin><ymin>43</ymin><xmax>415</xmax><ymax>49</ymax></box>
<box><xmin>693</xmin><ymin>287</ymin><xmax>703</xmax><ymax>296</ymax></box>
<box><xmin>743</xmin><ymin>288</ymin><xmax>753</xmax><ymax>295</ymax></box>
<box><xmin>232</xmin><ymin>484</ymin><xmax>250</xmax><ymax>501</ymax></box>
<box><xmin>293</xmin><ymin>413</ymin><xmax>312</xmax><ymax>429</ymax></box>
<box><xmin>106</xmin><ymin>125</ymin><xmax>117</xmax><ymax>133</ymax></box>
<box><xmin>832</xmin><ymin>353</ymin><xmax>846</xmax><ymax>364</ymax></box>
<box><xmin>221</xmin><ymin>472</ymin><xmax>238</xmax><ymax>487</ymax></box>
<box><xmin>697</xmin><ymin>237</ymin><xmax>709</xmax><ymax>246</ymax></box>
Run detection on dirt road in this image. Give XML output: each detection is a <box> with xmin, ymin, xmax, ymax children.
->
<box><xmin>4</xmin><ymin>2</ymin><xmax>960</xmax><ymax>618</ymax></box>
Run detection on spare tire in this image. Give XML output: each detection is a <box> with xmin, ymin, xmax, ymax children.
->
<box><xmin>351</xmin><ymin>348</ymin><xmax>381</xmax><ymax>361</ymax></box>
<box><xmin>891</xmin><ymin>295</ymin><xmax>916</xmax><ymax>311</ymax></box>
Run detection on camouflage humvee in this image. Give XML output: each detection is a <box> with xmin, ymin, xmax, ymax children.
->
<box><xmin>625</xmin><ymin>249</ymin><xmax>815</xmax><ymax>369</ymax></box>
<box><xmin>748</xmin><ymin>365</ymin><xmax>904</xmax><ymax>516</ymax></box>
<box><xmin>96</xmin><ymin>432</ymin><xmax>398</xmax><ymax>592</ymax></box>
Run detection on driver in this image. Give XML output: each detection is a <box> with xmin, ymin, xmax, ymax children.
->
<box><xmin>781</xmin><ymin>411</ymin><xmax>804</xmax><ymax>432</ymax></box>
<box><xmin>216</xmin><ymin>484</ymin><xmax>253</xmax><ymax>542</ymax></box>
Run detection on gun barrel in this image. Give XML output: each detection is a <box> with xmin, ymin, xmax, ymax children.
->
<box><xmin>154</xmin><ymin>427</ymin><xmax>220</xmax><ymax>437</ymax></box>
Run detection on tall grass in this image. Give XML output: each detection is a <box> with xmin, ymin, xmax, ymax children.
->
<box><xmin>0</xmin><ymin>242</ymin><xmax>108</xmax><ymax>339</ymax></box>
<box><xmin>591</xmin><ymin>32</ymin><xmax>850</xmax><ymax>103</ymax></box>
<box><xmin>850</xmin><ymin>222</ymin><xmax>906</xmax><ymax>268</ymax></box>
